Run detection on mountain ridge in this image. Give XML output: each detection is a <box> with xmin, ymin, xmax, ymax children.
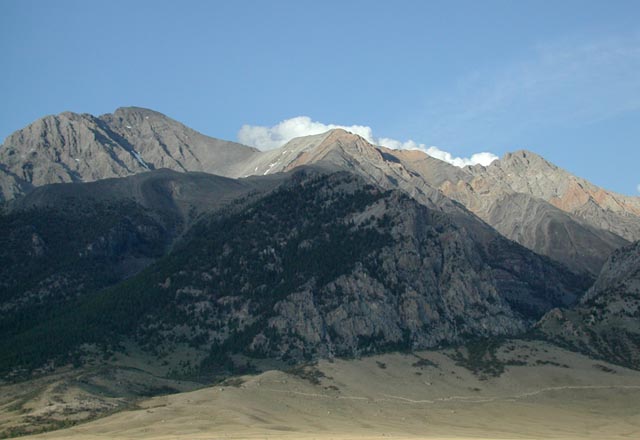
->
<box><xmin>3</xmin><ymin>107</ymin><xmax>638</xmax><ymax>276</ymax></box>
<box><xmin>469</xmin><ymin>149</ymin><xmax>640</xmax><ymax>240</ymax></box>
<box><xmin>0</xmin><ymin>107</ymin><xmax>259</xmax><ymax>201</ymax></box>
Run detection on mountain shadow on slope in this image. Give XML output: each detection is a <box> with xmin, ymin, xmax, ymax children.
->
<box><xmin>0</xmin><ymin>169</ymin><xmax>284</xmax><ymax>345</ymax></box>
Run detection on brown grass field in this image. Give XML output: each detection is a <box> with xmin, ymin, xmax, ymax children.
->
<box><xmin>4</xmin><ymin>340</ymin><xmax>639</xmax><ymax>440</ymax></box>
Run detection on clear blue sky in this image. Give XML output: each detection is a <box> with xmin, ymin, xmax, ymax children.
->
<box><xmin>1</xmin><ymin>0</ymin><xmax>639</xmax><ymax>194</ymax></box>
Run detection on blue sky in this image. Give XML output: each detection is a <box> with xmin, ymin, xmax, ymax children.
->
<box><xmin>1</xmin><ymin>0</ymin><xmax>639</xmax><ymax>194</ymax></box>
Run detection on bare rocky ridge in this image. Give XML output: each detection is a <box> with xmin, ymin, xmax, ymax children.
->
<box><xmin>99</xmin><ymin>107</ymin><xmax>259</xmax><ymax>176</ymax></box>
<box><xmin>231</xmin><ymin>130</ymin><xmax>497</xmax><ymax>242</ymax></box>
<box><xmin>538</xmin><ymin>240</ymin><xmax>640</xmax><ymax>369</ymax></box>
<box><xmin>381</xmin><ymin>147</ymin><xmax>634</xmax><ymax>275</ymax></box>
<box><xmin>470</xmin><ymin>151</ymin><xmax>640</xmax><ymax>240</ymax></box>
<box><xmin>0</xmin><ymin>107</ymin><xmax>258</xmax><ymax>201</ymax></box>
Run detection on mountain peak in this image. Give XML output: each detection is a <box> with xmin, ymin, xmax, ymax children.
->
<box><xmin>500</xmin><ymin>149</ymin><xmax>557</xmax><ymax>170</ymax></box>
<box><xmin>318</xmin><ymin>127</ymin><xmax>369</xmax><ymax>146</ymax></box>
<box><xmin>324</xmin><ymin>127</ymin><xmax>351</xmax><ymax>135</ymax></box>
<box><xmin>57</xmin><ymin>110</ymin><xmax>82</xmax><ymax>119</ymax></box>
<box><xmin>111</xmin><ymin>106</ymin><xmax>167</xmax><ymax>119</ymax></box>
<box><xmin>0</xmin><ymin>107</ymin><xmax>259</xmax><ymax>200</ymax></box>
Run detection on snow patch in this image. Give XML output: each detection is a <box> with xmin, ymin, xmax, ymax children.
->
<box><xmin>131</xmin><ymin>150</ymin><xmax>150</xmax><ymax>170</ymax></box>
<box><xmin>263</xmin><ymin>161</ymin><xmax>279</xmax><ymax>175</ymax></box>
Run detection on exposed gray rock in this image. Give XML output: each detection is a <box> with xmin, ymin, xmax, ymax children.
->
<box><xmin>100</xmin><ymin>107</ymin><xmax>259</xmax><ymax>176</ymax></box>
<box><xmin>0</xmin><ymin>107</ymin><xmax>259</xmax><ymax>201</ymax></box>
<box><xmin>390</xmin><ymin>147</ymin><xmax>632</xmax><ymax>275</ymax></box>
<box><xmin>538</xmin><ymin>240</ymin><xmax>640</xmax><ymax>369</ymax></box>
<box><xmin>139</xmin><ymin>171</ymin><xmax>586</xmax><ymax>362</ymax></box>
<box><xmin>0</xmin><ymin>111</ymin><xmax>148</xmax><ymax>189</ymax></box>
<box><xmin>0</xmin><ymin>166</ymin><xmax>31</xmax><ymax>201</ymax></box>
<box><xmin>230</xmin><ymin>129</ymin><xmax>629</xmax><ymax>276</ymax></box>
<box><xmin>469</xmin><ymin>150</ymin><xmax>640</xmax><ymax>242</ymax></box>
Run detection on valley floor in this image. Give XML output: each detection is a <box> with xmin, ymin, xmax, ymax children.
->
<box><xmin>8</xmin><ymin>341</ymin><xmax>640</xmax><ymax>440</ymax></box>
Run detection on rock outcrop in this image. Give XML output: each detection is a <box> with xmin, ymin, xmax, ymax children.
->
<box><xmin>387</xmin><ymin>147</ymin><xmax>634</xmax><ymax>275</ymax></box>
<box><xmin>468</xmin><ymin>150</ymin><xmax>640</xmax><ymax>241</ymax></box>
<box><xmin>538</xmin><ymin>240</ymin><xmax>640</xmax><ymax>369</ymax></box>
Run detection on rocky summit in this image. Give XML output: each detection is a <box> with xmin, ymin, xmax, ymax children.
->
<box><xmin>0</xmin><ymin>107</ymin><xmax>258</xmax><ymax>201</ymax></box>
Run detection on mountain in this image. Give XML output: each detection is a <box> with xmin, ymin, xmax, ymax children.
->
<box><xmin>0</xmin><ymin>169</ymin><xmax>285</xmax><ymax>349</ymax></box>
<box><xmin>0</xmin><ymin>168</ymin><xmax>586</xmax><ymax>375</ymax></box>
<box><xmin>3</xmin><ymin>107</ymin><xmax>635</xmax><ymax>276</ymax></box>
<box><xmin>230</xmin><ymin>129</ymin><xmax>510</xmax><ymax>246</ymax></box>
<box><xmin>231</xmin><ymin>130</ymin><xmax>456</xmax><ymax>213</ymax></box>
<box><xmin>0</xmin><ymin>107</ymin><xmax>259</xmax><ymax>201</ymax></box>
<box><xmin>471</xmin><ymin>150</ymin><xmax>640</xmax><ymax>242</ymax></box>
<box><xmin>99</xmin><ymin>107</ymin><xmax>259</xmax><ymax>175</ymax></box>
<box><xmin>1</xmin><ymin>107</ymin><xmax>639</xmax><ymax>438</ymax></box>
<box><xmin>227</xmin><ymin>129</ymin><xmax>631</xmax><ymax>275</ymax></box>
<box><xmin>389</xmin><ymin>148</ymin><xmax>633</xmax><ymax>276</ymax></box>
<box><xmin>0</xmin><ymin>107</ymin><xmax>635</xmax><ymax>367</ymax></box>
<box><xmin>538</xmin><ymin>240</ymin><xmax>640</xmax><ymax>369</ymax></box>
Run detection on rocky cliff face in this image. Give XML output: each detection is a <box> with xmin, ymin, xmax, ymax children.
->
<box><xmin>538</xmin><ymin>240</ymin><xmax>640</xmax><ymax>369</ymax></box>
<box><xmin>0</xmin><ymin>170</ymin><xmax>586</xmax><ymax>373</ymax></box>
<box><xmin>0</xmin><ymin>166</ymin><xmax>30</xmax><ymax>201</ymax></box>
<box><xmin>99</xmin><ymin>107</ymin><xmax>259</xmax><ymax>176</ymax></box>
<box><xmin>0</xmin><ymin>107</ymin><xmax>258</xmax><ymax>201</ymax></box>
<box><xmin>469</xmin><ymin>151</ymin><xmax>640</xmax><ymax>241</ymax></box>
<box><xmin>390</xmin><ymin>148</ymin><xmax>633</xmax><ymax>275</ymax></box>
<box><xmin>163</xmin><ymin>171</ymin><xmax>583</xmax><ymax>361</ymax></box>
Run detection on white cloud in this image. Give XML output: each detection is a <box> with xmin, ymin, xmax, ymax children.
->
<box><xmin>238</xmin><ymin>116</ymin><xmax>497</xmax><ymax>168</ymax></box>
<box><xmin>637</xmin><ymin>184</ymin><xmax>640</xmax><ymax>194</ymax></box>
<box><xmin>376</xmin><ymin>137</ymin><xmax>498</xmax><ymax>167</ymax></box>
<box><xmin>238</xmin><ymin>116</ymin><xmax>375</xmax><ymax>151</ymax></box>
